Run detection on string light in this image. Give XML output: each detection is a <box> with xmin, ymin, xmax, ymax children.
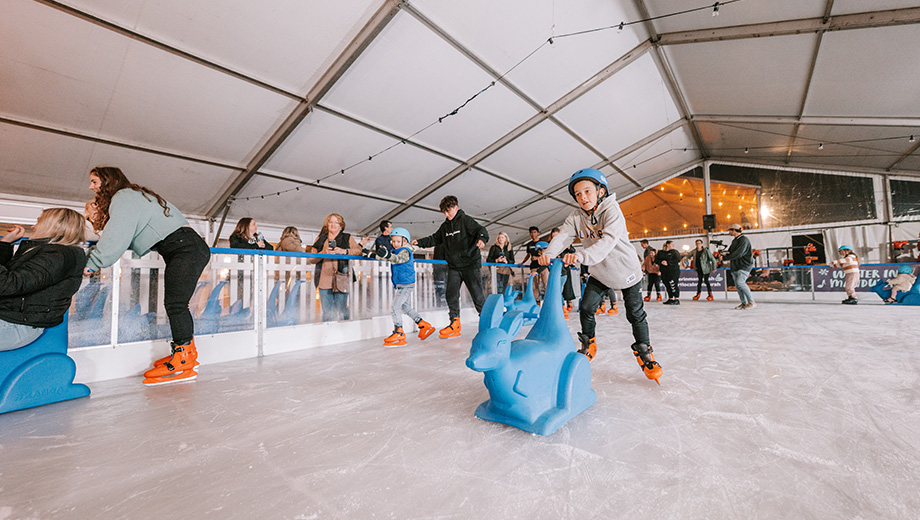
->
<box><xmin>235</xmin><ymin>0</ymin><xmax>746</xmax><ymax>203</ymax></box>
<box><xmin>744</xmin><ymin>147</ymin><xmax>749</xmax><ymax>154</ymax></box>
<box><xmin>818</xmin><ymin>143</ymin><xmax>824</xmax><ymax>150</ymax></box>
<box><xmin>911</xmin><ymin>135</ymin><xmax>916</xmax><ymax>143</ymax></box>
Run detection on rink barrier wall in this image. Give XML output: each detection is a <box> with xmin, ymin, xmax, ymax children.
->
<box><xmin>65</xmin><ymin>246</ymin><xmax>917</xmax><ymax>384</ymax></box>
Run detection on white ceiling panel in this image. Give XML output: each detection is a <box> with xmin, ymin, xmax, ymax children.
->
<box><xmin>0</xmin><ymin>123</ymin><xmax>238</xmax><ymax>216</ymax></box>
<box><xmin>410</xmin><ymin>0</ymin><xmax>645</xmax><ymax>107</ymax></box>
<box><xmin>832</xmin><ymin>1</ymin><xmax>920</xmax><ymax>15</ymax></box>
<box><xmin>390</xmin><ymin>206</ymin><xmax>452</xmax><ymax>237</ymax></box>
<box><xmin>647</xmin><ymin>0</ymin><xmax>826</xmax><ymax>34</ymax></box>
<box><xmin>230</xmin><ymin>176</ymin><xmax>398</xmax><ymax>235</ymax></box>
<box><xmin>789</xmin><ymin>125</ymin><xmax>917</xmax><ymax>170</ymax></box>
<box><xmin>664</xmin><ymin>33</ymin><xmax>819</xmax><ymax>116</ymax></box>
<box><xmin>892</xmin><ymin>154</ymin><xmax>920</xmax><ymax>173</ymax></box>
<box><xmin>805</xmin><ymin>25</ymin><xmax>920</xmax><ymax>118</ymax></box>
<box><xmin>415</xmin><ymin>169</ymin><xmax>536</xmax><ymax>219</ymax></box>
<box><xmin>555</xmin><ymin>53</ymin><xmax>681</xmax><ymax>157</ymax></box>
<box><xmin>502</xmin><ymin>197</ymin><xmax>573</xmax><ymax>232</ymax></box>
<box><xmin>262</xmin><ymin>109</ymin><xmax>461</xmax><ymax>200</ymax></box>
<box><xmin>0</xmin><ymin>0</ymin><xmax>297</xmax><ymax>166</ymax></box>
<box><xmin>59</xmin><ymin>0</ymin><xmax>382</xmax><ymax>95</ymax></box>
<box><xmin>322</xmin><ymin>12</ymin><xmax>537</xmax><ymax>160</ymax></box>
<box><xmin>613</xmin><ymin>127</ymin><xmax>697</xmax><ymax>186</ymax></box>
<box><xmin>478</xmin><ymin>120</ymin><xmax>601</xmax><ymax>192</ymax></box>
<box><xmin>696</xmin><ymin>122</ymin><xmax>797</xmax><ymax>163</ymax></box>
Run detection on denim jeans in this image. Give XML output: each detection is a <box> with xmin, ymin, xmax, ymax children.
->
<box><xmin>733</xmin><ymin>269</ymin><xmax>753</xmax><ymax>304</ymax></box>
<box><xmin>446</xmin><ymin>267</ymin><xmax>486</xmax><ymax>319</ymax></box>
<box><xmin>319</xmin><ymin>289</ymin><xmax>348</xmax><ymax>322</ymax></box>
<box><xmin>154</xmin><ymin>227</ymin><xmax>211</xmax><ymax>345</ymax></box>
<box><xmin>391</xmin><ymin>286</ymin><xmax>420</xmax><ymax>328</ymax></box>
<box><xmin>580</xmin><ymin>278</ymin><xmax>649</xmax><ymax>344</ymax></box>
<box><xmin>0</xmin><ymin>319</ymin><xmax>43</xmax><ymax>351</ymax></box>
<box><xmin>496</xmin><ymin>273</ymin><xmax>510</xmax><ymax>296</ymax></box>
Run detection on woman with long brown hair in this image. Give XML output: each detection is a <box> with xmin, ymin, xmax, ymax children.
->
<box><xmin>1</xmin><ymin>208</ymin><xmax>87</xmax><ymax>350</ymax></box>
<box><xmin>86</xmin><ymin>166</ymin><xmax>211</xmax><ymax>386</ymax></box>
<box><xmin>228</xmin><ymin>217</ymin><xmax>273</xmax><ymax>250</ymax></box>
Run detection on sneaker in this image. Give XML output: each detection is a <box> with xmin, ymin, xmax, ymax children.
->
<box><xmin>734</xmin><ymin>303</ymin><xmax>747</xmax><ymax>310</ymax></box>
<box><xmin>745</xmin><ymin>301</ymin><xmax>757</xmax><ymax>309</ymax></box>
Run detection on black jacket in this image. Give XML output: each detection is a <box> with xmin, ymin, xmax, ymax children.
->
<box><xmin>0</xmin><ymin>239</ymin><xmax>87</xmax><ymax>328</ymax></box>
<box><xmin>416</xmin><ymin>210</ymin><xmax>488</xmax><ymax>270</ymax></box>
<box><xmin>486</xmin><ymin>244</ymin><xmax>515</xmax><ymax>264</ymax></box>
<box><xmin>229</xmin><ymin>233</ymin><xmax>274</xmax><ymax>251</ymax></box>
<box><xmin>655</xmin><ymin>249</ymin><xmax>681</xmax><ymax>276</ymax></box>
<box><xmin>722</xmin><ymin>234</ymin><xmax>753</xmax><ymax>272</ymax></box>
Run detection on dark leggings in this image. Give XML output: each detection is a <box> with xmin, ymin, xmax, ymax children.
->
<box><xmin>579</xmin><ymin>277</ymin><xmax>649</xmax><ymax>344</ymax></box>
<box><xmin>154</xmin><ymin>227</ymin><xmax>211</xmax><ymax>345</ymax></box>
<box><xmin>696</xmin><ymin>271</ymin><xmax>712</xmax><ymax>295</ymax></box>
<box><xmin>646</xmin><ymin>273</ymin><xmax>661</xmax><ymax>295</ymax></box>
<box><xmin>446</xmin><ymin>266</ymin><xmax>486</xmax><ymax>320</ymax></box>
<box><xmin>661</xmin><ymin>270</ymin><xmax>680</xmax><ymax>299</ymax></box>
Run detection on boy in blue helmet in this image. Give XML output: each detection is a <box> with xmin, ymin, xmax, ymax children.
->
<box><xmin>536</xmin><ymin>168</ymin><xmax>661</xmax><ymax>384</ymax></box>
<box><xmin>364</xmin><ymin>227</ymin><xmax>435</xmax><ymax>346</ymax></box>
<box><xmin>884</xmin><ymin>265</ymin><xmax>916</xmax><ymax>303</ymax></box>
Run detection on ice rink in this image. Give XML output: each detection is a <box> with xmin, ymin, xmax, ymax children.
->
<box><xmin>2</xmin><ymin>300</ymin><xmax>919</xmax><ymax>519</ymax></box>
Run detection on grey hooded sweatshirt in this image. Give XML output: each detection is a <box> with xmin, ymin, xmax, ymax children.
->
<box><xmin>544</xmin><ymin>196</ymin><xmax>643</xmax><ymax>290</ymax></box>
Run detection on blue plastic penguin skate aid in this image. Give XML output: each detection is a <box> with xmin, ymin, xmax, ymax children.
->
<box><xmin>0</xmin><ymin>314</ymin><xmax>90</xmax><ymax>414</ymax></box>
<box><xmin>466</xmin><ymin>260</ymin><xmax>596</xmax><ymax>436</ymax></box>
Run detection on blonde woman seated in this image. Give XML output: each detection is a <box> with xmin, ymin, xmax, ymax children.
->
<box><xmin>0</xmin><ymin>208</ymin><xmax>87</xmax><ymax>351</ymax></box>
<box><xmin>310</xmin><ymin>214</ymin><xmax>362</xmax><ymax>321</ymax></box>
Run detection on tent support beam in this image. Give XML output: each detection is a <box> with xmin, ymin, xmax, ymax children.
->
<box><xmin>633</xmin><ymin>0</ymin><xmax>708</xmax><ymax>159</ymax></box>
<box><xmin>657</xmin><ymin>6</ymin><xmax>920</xmax><ymax>45</ymax></box>
<box><xmin>204</xmin><ymin>0</ymin><xmax>403</xmax><ymax>220</ymax></box>
<box><xmin>786</xmin><ymin>31</ymin><xmax>825</xmax><ymax>162</ymax></box>
<box><xmin>358</xmin><ymin>39</ymin><xmax>653</xmax><ymax>235</ymax></box>
<box><xmin>693</xmin><ymin>115</ymin><xmax>920</xmax><ymax>127</ymax></box>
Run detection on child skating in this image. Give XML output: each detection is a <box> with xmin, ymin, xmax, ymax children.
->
<box><xmin>884</xmin><ymin>265</ymin><xmax>916</xmax><ymax>303</ymax></box>
<box><xmin>830</xmin><ymin>245</ymin><xmax>860</xmax><ymax>304</ymax></box>
<box><xmin>365</xmin><ymin>228</ymin><xmax>435</xmax><ymax>346</ymax></box>
<box><xmin>538</xmin><ymin>168</ymin><xmax>661</xmax><ymax>384</ymax></box>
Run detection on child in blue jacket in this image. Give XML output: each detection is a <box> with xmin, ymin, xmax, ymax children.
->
<box><xmin>365</xmin><ymin>228</ymin><xmax>435</xmax><ymax>347</ymax></box>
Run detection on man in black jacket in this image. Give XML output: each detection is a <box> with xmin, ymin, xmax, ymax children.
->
<box><xmin>413</xmin><ymin>195</ymin><xmax>488</xmax><ymax>338</ymax></box>
<box><xmin>721</xmin><ymin>223</ymin><xmax>755</xmax><ymax>309</ymax></box>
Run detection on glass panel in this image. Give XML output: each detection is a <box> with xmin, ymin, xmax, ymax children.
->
<box><xmin>68</xmin><ymin>266</ymin><xmax>114</xmax><ymax>348</ymax></box>
<box><xmin>710</xmin><ymin>164</ymin><xmax>876</xmax><ymax>229</ymax></box>
<box><xmin>619</xmin><ymin>171</ymin><xmax>707</xmax><ymax>239</ymax></box>
<box><xmin>890</xmin><ymin>178</ymin><xmax>920</xmax><ymax>218</ymax></box>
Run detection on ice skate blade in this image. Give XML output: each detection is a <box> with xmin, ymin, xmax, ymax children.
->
<box><xmin>143</xmin><ymin>371</ymin><xmax>198</xmax><ymax>386</ymax></box>
<box><xmin>383</xmin><ymin>341</ymin><xmax>407</xmax><ymax>348</ymax></box>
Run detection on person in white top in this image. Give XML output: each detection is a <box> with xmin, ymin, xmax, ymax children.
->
<box><xmin>537</xmin><ymin>168</ymin><xmax>661</xmax><ymax>385</ymax></box>
<box><xmin>830</xmin><ymin>245</ymin><xmax>860</xmax><ymax>304</ymax></box>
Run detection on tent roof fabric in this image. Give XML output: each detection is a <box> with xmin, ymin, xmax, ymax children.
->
<box><xmin>2</xmin><ymin>0</ymin><xmax>919</xmax><ymax>246</ymax></box>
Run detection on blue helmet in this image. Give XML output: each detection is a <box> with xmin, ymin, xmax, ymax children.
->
<box><xmin>535</xmin><ymin>241</ymin><xmax>549</xmax><ymax>251</ymax></box>
<box><xmin>568</xmin><ymin>168</ymin><xmax>608</xmax><ymax>199</ymax></box>
<box><xmin>898</xmin><ymin>265</ymin><xmax>914</xmax><ymax>274</ymax></box>
<box><xmin>390</xmin><ymin>227</ymin><xmax>411</xmax><ymax>242</ymax></box>
<box><xmin>838</xmin><ymin>245</ymin><xmax>853</xmax><ymax>252</ymax></box>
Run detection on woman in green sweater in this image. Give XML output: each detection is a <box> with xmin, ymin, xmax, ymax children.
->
<box><xmin>86</xmin><ymin>166</ymin><xmax>211</xmax><ymax>386</ymax></box>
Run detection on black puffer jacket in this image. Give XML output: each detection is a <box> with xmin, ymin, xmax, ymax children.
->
<box><xmin>416</xmin><ymin>210</ymin><xmax>488</xmax><ymax>270</ymax></box>
<box><xmin>0</xmin><ymin>239</ymin><xmax>87</xmax><ymax>328</ymax></box>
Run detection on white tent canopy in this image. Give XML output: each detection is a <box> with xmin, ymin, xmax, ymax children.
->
<box><xmin>2</xmin><ymin>0</ymin><xmax>919</xmax><ymax>245</ymax></box>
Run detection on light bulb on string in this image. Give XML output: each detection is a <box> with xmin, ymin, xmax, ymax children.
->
<box><xmin>818</xmin><ymin>143</ymin><xmax>824</xmax><ymax>150</ymax></box>
<box><xmin>618</xmin><ymin>22</ymin><xmax>624</xmax><ymax>33</ymax></box>
<box><xmin>712</xmin><ymin>2</ymin><xmax>720</xmax><ymax>16</ymax></box>
<box><xmin>911</xmin><ymin>135</ymin><xmax>916</xmax><ymax>143</ymax></box>
<box><xmin>744</xmin><ymin>147</ymin><xmax>749</xmax><ymax>154</ymax></box>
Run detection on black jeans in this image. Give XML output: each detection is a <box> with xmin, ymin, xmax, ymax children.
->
<box><xmin>580</xmin><ymin>278</ymin><xmax>649</xmax><ymax>345</ymax></box>
<box><xmin>646</xmin><ymin>273</ymin><xmax>661</xmax><ymax>295</ymax></box>
<box><xmin>661</xmin><ymin>269</ymin><xmax>680</xmax><ymax>299</ymax></box>
<box><xmin>446</xmin><ymin>266</ymin><xmax>486</xmax><ymax>320</ymax></box>
<box><xmin>154</xmin><ymin>227</ymin><xmax>211</xmax><ymax>345</ymax></box>
<box><xmin>696</xmin><ymin>270</ymin><xmax>712</xmax><ymax>295</ymax></box>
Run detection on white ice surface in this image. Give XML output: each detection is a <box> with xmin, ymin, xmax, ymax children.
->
<box><xmin>1</xmin><ymin>300</ymin><xmax>918</xmax><ymax>519</ymax></box>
